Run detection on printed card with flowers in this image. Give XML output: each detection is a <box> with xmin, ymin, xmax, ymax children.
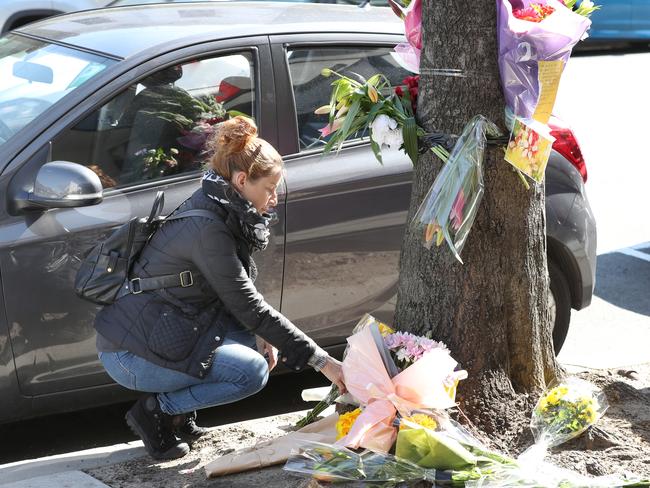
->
<box><xmin>504</xmin><ymin>117</ymin><xmax>555</xmax><ymax>183</ymax></box>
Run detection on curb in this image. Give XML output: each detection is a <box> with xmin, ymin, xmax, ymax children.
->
<box><xmin>0</xmin><ymin>470</ymin><xmax>111</xmax><ymax>488</ymax></box>
<box><xmin>0</xmin><ymin>441</ymin><xmax>145</xmax><ymax>485</ymax></box>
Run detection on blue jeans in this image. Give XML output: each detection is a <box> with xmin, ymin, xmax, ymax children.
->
<box><xmin>99</xmin><ymin>321</ymin><xmax>269</xmax><ymax>415</ymax></box>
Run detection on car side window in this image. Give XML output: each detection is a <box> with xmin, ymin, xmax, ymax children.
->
<box><xmin>287</xmin><ymin>46</ymin><xmax>410</xmax><ymax>152</ymax></box>
<box><xmin>51</xmin><ymin>52</ymin><xmax>255</xmax><ymax>189</ymax></box>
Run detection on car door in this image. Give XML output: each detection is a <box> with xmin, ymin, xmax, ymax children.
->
<box><xmin>0</xmin><ymin>37</ymin><xmax>282</xmax><ymax>397</ymax></box>
<box><xmin>271</xmin><ymin>34</ymin><xmax>413</xmax><ymax>347</ymax></box>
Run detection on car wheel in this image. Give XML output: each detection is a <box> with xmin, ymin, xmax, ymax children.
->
<box><xmin>548</xmin><ymin>259</ymin><xmax>571</xmax><ymax>355</ymax></box>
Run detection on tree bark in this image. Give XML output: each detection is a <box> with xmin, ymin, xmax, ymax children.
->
<box><xmin>394</xmin><ymin>0</ymin><xmax>560</xmax><ymax>429</ymax></box>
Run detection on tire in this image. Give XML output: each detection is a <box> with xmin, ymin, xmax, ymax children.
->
<box><xmin>548</xmin><ymin>259</ymin><xmax>571</xmax><ymax>355</ymax></box>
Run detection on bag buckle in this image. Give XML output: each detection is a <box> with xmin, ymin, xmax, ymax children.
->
<box><xmin>179</xmin><ymin>270</ymin><xmax>193</xmax><ymax>288</ymax></box>
<box><xmin>130</xmin><ymin>278</ymin><xmax>142</xmax><ymax>294</ymax></box>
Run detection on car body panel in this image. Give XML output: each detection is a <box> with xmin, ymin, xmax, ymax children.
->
<box><xmin>545</xmin><ymin>151</ymin><xmax>597</xmax><ymax>310</ymax></box>
<box><xmin>18</xmin><ymin>3</ymin><xmax>402</xmax><ymax>59</ymax></box>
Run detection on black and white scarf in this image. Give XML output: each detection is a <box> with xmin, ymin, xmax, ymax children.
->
<box><xmin>201</xmin><ymin>170</ymin><xmax>271</xmax><ymax>252</ymax></box>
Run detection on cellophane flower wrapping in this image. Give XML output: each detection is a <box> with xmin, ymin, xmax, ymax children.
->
<box><xmin>412</xmin><ymin>115</ymin><xmax>501</xmax><ymax>263</ymax></box>
<box><xmin>529</xmin><ymin>376</ymin><xmax>609</xmax><ymax>450</ymax></box>
<box><xmin>497</xmin><ymin>0</ymin><xmax>591</xmax><ymax>119</ymax></box>
<box><xmin>335</xmin><ymin>320</ymin><xmax>464</xmax><ymax>453</ymax></box>
<box><xmin>284</xmin><ymin>441</ymin><xmax>440</xmax><ymax>485</ymax></box>
<box><xmin>392</xmin><ymin>0</ymin><xmax>422</xmax><ymax>74</ymax></box>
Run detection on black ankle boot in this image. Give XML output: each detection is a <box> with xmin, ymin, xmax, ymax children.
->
<box><xmin>126</xmin><ymin>394</ymin><xmax>190</xmax><ymax>460</ymax></box>
<box><xmin>172</xmin><ymin>411</ymin><xmax>211</xmax><ymax>443</ymax></box>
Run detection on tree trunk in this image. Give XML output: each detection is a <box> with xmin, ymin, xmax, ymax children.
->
<box><xmin>394</xmin><ymin>0</ymin><xmax>560</xmax><ymax>432</ymax></box>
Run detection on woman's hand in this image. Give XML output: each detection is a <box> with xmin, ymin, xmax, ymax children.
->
<box><xmin>320</xmin><ymin>357</ymin><xmax>347</xmax><ymax>394</ymax></box>
<box><xmin>256</xmin><ymin>336</ymin><xmax>278</xmax><ymax>371</ymax></box>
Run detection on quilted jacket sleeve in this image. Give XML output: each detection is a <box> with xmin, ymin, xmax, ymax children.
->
<box><xmin>192</xmin><ymin>221</ymin><xmax>327</xmax><ymax>371</ymax></box>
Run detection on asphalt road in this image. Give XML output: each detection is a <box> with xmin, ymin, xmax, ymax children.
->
<box><xmin>1</xmin><ymin>46</ymin><xmax>648</xmax><ymax>467</ymax></box>
<box><xmin>555</xmin><ymin>47</ymin><xmax>650</xmax><ymax>370</ymax></box>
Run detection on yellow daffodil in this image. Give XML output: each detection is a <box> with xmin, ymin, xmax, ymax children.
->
<box><xmin>336</xmin><ymin>408</ymin><xmax>362</xmax><ymax>440</ymax></box>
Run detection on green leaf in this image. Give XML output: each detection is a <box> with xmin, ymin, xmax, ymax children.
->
<box><xmin>226</xmin><ymin>110</ymin><xmax>253</xmax><ymax>121</ymax></box>
<box><xmin>430</xmin><ymin>145</ymin><xmax>450</xmax><ymax>162</ymax></box>
<box><xmin>347</xmin><ymin>70</ymin><xmax>367</xmax><ymax>84</ymax></box>
<box><xmin>370</xmin><ymin>136</ymin><xmax>384</xmax><ymax>165</ymax></box>
<box><xmin>401</xmin><ymin>87</ymin><xmax>414</xmax><ymax>117</ymax></box>
<box><xmin>334</xmin><ymin>100</ymin><xmax>361</xmax><ymax>153</ymax></box>
<box><xmin>403</xmin><ymin>117</ymin><xmax>419</xmax><ymax>165</ymax></box>
<box><xmin>366</xmin><ymin>99</ymin><xmax>385</xmax><ymax>123</ymax></box>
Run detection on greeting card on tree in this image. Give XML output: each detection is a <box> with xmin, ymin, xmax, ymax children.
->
<box><xmin>504</xmin><ymin>118</ymin><xmax>555</xmax><ymax>183</ymax></box>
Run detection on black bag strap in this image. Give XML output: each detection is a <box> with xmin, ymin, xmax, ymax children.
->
<box><xmin>117</xmin><ymin>208</ymin><xmax>222</xmax><ymax>300</ymax></box>
<box><xmin>165</xmin><ymin>209</ymin><xmax>220</xmax><ymax>222</ymax></box>
<box><xmin>129</xmin><ymin>270</ymin><xmax>194</xmax><ymax>294</ymax></box>
<box><xmin>146</xmin><ymin>191</ymin><xmax>165</xmax><ymax>224</ymax></box>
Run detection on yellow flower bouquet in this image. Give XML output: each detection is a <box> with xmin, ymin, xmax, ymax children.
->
<box><xmin>531</xmin><ymin>377</ymin><xmax>608</xmax><ymax>448</ymax></box>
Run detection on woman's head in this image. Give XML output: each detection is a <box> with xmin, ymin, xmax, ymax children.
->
<box><xmin>206</xmin><ymin>116</ymin><xmax>283</xmax><ymax>214</ymax></box>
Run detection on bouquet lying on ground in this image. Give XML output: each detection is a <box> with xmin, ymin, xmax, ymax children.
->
<box><xmin>287</xmin><ymin>360</ymin><xmax>650</xmax><ymax>487</ymax></box>
<box><xmin>517</xmin><ymin>376</ymin><xmax>609</xmax><ymax>466</ymax></box>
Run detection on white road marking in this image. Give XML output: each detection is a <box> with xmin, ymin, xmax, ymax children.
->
<box><xmin>617</xmin><ymin>242</ymin><xmax>650</xmax><ymax>263</ymax></box>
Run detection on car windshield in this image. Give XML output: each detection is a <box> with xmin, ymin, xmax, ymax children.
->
<box><xmin>0</xmin><ymin>34</ymin><xmax>116</xmax><ymax>150</ymax></box>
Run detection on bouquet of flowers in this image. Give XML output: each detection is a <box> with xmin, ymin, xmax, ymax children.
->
<box><xmin>315</xmin><ymin>68</ymin><xmax>423</xmax><ymax>165</ymax></box>
<box><xmin>286</xmin><ymin>414</ymin><xmax>524</xmax><ymax>486</ymax></box>
<box><xmin>497</xmin><ymin>0</ymin><xmax>594</xmax><ymax>121</ymax></box>
<box><xmin>412</xmin><ymin>115</ymin><xmax>502</xmax><ymax>263</ymax></box>
<box><xmin>498</xmin><ymin>0</ymin><xmax>597</xmax><ymax>183</ymax></box>
<box><xmin>528</xmin><ymin>377</ymin><xmax>608</xmax><ymax>452</ymax></box>
<box><xmin>333</xmin><ymin>318</ymin><xmax>467</xmax><ymax>453</ymax></box>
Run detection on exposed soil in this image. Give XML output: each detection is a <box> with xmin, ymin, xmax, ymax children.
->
<box><xmin>86</xmin><ymin>363</ymin><xmax>650</xmax><ymax>487</ymax></box>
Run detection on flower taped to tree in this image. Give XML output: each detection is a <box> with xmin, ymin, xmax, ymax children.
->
<box><xmin>315</xmin><ymin>68</ymin><xmax>422</xmax><ymax>165</ymax></box>
<box><xmin>412</xmin><ymin>116</ymin><xmax>502</xmax><ymax>264</ymax></box>
<box><xmin>497</xmin><ymin>0</ymin><xmax>596</xmax><ymax>181</ymax></box>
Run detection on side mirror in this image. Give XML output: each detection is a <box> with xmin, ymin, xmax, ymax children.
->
<box><xmin>14</xmin><ymin>161</ymin><xmax>103</xmax><ymax>211</ymax></box>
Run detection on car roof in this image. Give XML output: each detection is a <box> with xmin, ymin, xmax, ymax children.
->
<box><xmin>16</xmin><ymin>2</ymin><xmax>403</xmax><ymax>59</ymax></box>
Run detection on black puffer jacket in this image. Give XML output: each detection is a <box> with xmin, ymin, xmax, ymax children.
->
<box><xmin>94</xmin><ymin>187</ymin><xmax>320</xmax><ymax>378</ymax></box>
